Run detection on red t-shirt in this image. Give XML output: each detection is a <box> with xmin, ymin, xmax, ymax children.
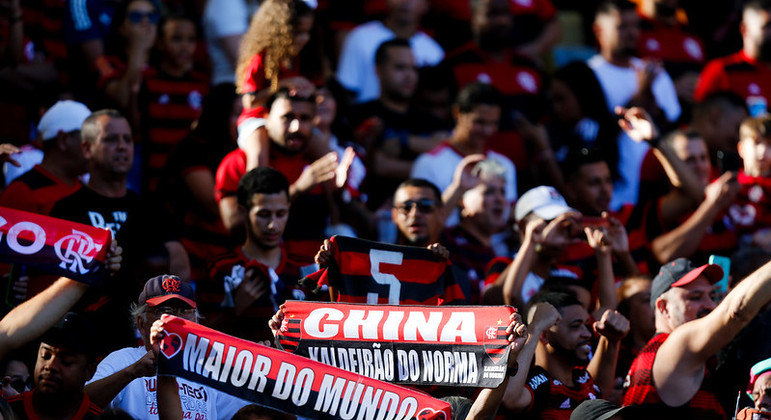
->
<box><xmin>638</xmin><ymin>17</ymin><xmax>705</xmax><ymax>80</ymax></box>
<box><xmin>238</xmin><ymin>52</ymin><xmax>301</xmax><ymax>122</ymax></box>
<box><xmin>726</xmin><ymin>171</ymin><xmax>771</xmax><ymax>235</ymax></box>
<box><xmin>6</xmin><ymin>389</ymin><xmax>102</xmax><ymax>419</ymax></box>
<box><xmin>695</xmin><ymin>51</ymin><xmax>771</xmax><ymax>109</ymax></box>
<box><xmin>214</xmin><ymin>148</ymin><xmax>308</xmax><ymax>202</ymax></box>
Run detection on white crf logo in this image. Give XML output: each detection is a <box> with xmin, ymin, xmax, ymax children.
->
<box><xmin>54</xmin><ymin>229</ymin><xmax>102</xmax><ymax>274</ymax></box>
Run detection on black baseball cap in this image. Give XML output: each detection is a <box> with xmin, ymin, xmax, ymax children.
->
<box><xmin>570</xmin><ymin>399</ymin><xmax>634</xmax><ymax>420</ymax></box>
<box><xmin>650</xmin><ymin>258</ymin><xmax>723</xmax><ymax>309</ymax></box>
<box><xmin>40</xmin><ymin>312</ymin><xmax>97</xmax><ymax>359</ymax></box>
<box><xmin>138</xmin><ymin>274</ymin><xmax>196</xmax><ymax>308</ymax></box>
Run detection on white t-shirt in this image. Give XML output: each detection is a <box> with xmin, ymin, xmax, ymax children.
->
<box><xmin>411</xmin><ymin>142</ymin><xmax>517</xmax><ymax>225</ymax></box>
<box><xmin>87</xmin><ymin>347</ymin><xmax>248</xmax><ymax>420</ymax></box>
<box><xmin>336</xmin><ymin>21</ymin><xmax>444</xmax><ymax>103</ymax></box>
<box><xmin>203</xmin><ymin>0</ymin><xmax>259</xmax><ymax>86</ymax></box>
<box><xmin>587</xmin><ymin>55</ymin><xmax>681</xmax><ymax>210</ymax></box>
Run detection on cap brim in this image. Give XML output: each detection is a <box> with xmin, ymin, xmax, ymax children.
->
<box><xmin>146</xmin><ymin>294</ymin><xmax>197</xmax><ymax>309</ymax></box>
<box><xmin>533</xmin><ymin>204</ymin><xmax>574</xmax><ymax>221</ymax></box>
<box><xmin>671</xmin><ymin>263</ymin><xmax>724</xmax><ymax>288</ymax></box>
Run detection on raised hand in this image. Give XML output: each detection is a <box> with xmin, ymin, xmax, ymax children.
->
<box><xmin>426</xmin><ymin>242</ymin><xmax>449</xmax><ymax>260</ymax></box>
<box><xmin>593</xmin><ymin>309</ymin><xmax>630</xmax><ymax>343</ymax></box>
<box><xmin>616</xmin><ymin>106</ymin><xmax>659</xmax><ymax>143</ymax></box>
<box><xmin>294</xmin><ymin>152</ymin><xmax>338</xmax><ymax>195</ymax></box>
<box><xmin>314</xmin><ymin>239</ymin><xmax>332</xmax><ymax>267</ymax></box>
<box><xmin>506</xmin><ymin>312</ymin><xmax>529</xmax><ymax>361</ymax></box>
<box><xmin>268</xmin><ymin>304</ymin><xmax>286</xmax><ymax>338</ymax></box>
<box><xmin>528</xmin><ymin>302</ymin><xmax>562</xmax><ymax>331</ymax></box>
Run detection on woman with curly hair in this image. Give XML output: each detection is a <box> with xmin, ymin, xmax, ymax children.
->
<box><xmin>235</xmin><ymin>0</ymin><xmax>316</xmax><ymax>170</ymax></box>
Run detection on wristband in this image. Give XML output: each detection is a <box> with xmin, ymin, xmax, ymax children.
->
<box><xmin>506</xmin><ymin>362</ymin><xmax>519</xmax><ymax>377</ymax></box>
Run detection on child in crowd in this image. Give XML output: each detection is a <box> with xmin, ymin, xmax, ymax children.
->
<box><xmin>730</xmin><ymin>116</ymin><xmax>771</xmax><ymax>252</ymax></box>
<box><xmin>235</xmin><ymin>0</ymin><xmax>321</xmax><ymax>171</ymax></box>
<box><xmin>138</xmin><ymin>14</ymin><xmax>209</xmax><ymax>192</ymax></box>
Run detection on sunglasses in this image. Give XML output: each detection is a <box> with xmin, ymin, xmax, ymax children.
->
<box><xmin>394</xmin><ymin>199</ymin><xmax>437</xmax><ymax>214</ymax></box>
<box><xmin>127</xmin><ymin>11</ymin><xmax>160</xmax><ymax>24</ymax></box>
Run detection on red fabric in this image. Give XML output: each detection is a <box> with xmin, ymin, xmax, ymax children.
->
<box><xmin>0</xmin><ymin>165</ymin><xmax>82</xmax><ymax>215</ymax></box>
<box><xmin>431</xmin><ymin>0</ymin><xmax>556</xmax><ymax>22</ymax></box>
<box><xmin>314</xmin><ymin>236</ymin><xmax>466</xmax><ymax>305</ymax></box>
<box><xmin>622</xmin><ymin>333</ymin><xmax>726</xmax><ymax>419</ymax></box>
<box><xmin>638</xmin><ymin>18</ymin><xmax>705</xmax><ymax>64</ymax></box>
<box><xmin>238</xmin><ymin>52</ymin><xmax>301</xmax><ymax>121</ymax></box>
<box><xmin>6</xmin><ymin>389</ymin><xmax>102</xmax><ymax>419</ymax></box>
<box><xmin>446</xmin><ymin>42</ymin><xmax>543</xmax><ymax>96</ymax></box>
<box><xmin>695</xmin><ymin>51</ymin><xmax>771</xmax><ymax>102</ymax></box>
<box><xmin>214</xmin><ymin>148</ymin><xmax>309</xmax><ymax>202</ymax></box>
<box><xmin>727</xmin><ymin>171</ymin><xmax>771</xmax><ymax>234</ymax></box>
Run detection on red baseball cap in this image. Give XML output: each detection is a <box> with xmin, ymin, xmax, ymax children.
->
<box><xmin>650</xmin><ymin>258</ymin><xmax>723</xmax><ymax>308</ymax></box>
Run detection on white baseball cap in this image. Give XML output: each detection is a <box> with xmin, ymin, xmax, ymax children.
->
<box><xmin>37</xmin><ymin>100</ymin><xmax>92</xmax><ymax>141</ymax></box>
<box><xmin>514</xmin><ymin>186</ymin><xmax>574</xmax><ymax>222</ymax></box>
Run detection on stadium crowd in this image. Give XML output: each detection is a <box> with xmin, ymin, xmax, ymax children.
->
<box><xmin>0</xmin><ymin>0</ymin><xmax>771</xmax><ymax>418</ymax></box>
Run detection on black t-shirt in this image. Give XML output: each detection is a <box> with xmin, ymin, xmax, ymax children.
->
<box><xmin>349</xmin><ymin>100</ymin><xmax>444</xmax><ymax>209</ymax></box>
<box><xmin>50</xmin><ymin>187</ymin><xmax>178</xmax><ymax>355</ymax></box>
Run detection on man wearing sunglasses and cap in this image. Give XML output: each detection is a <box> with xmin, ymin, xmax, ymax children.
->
<box><xmin>623</xmin><ymin>258</ymin><xmax>771</xmax><ymax>418</ymax></box>
<box><xmin>83</xmin><ymin>274</ymin><xmax>247</xmax><ymax>419</ymax></box>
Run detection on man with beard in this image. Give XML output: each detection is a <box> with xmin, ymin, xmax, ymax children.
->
<box><xmin>203</xmin><ymin>167</ymin><xmax>308</xmax><ymax>342</ymax></box>
<box><xmin>216</xmin><ymin>89</ymin><xmax>341</xmax><ymax>263</ymax></box>
<box><xmin>501</xmin><ymin>291</ymin><xmax>630</xmax><ymax>418</ymax></box>
<box><xmin>622</xmin><ymin>258</ymin><xmax>771</xmax><ymax>418</ymax></box>
<box><xmin>5</xmin><ymin>312</ymin><xmax>102</xmax><ymax>419</ymax></box>
<box><xmin>695</xmin><ymin>0</ymin><xmax>771</xmax><ymax>114</ymax></box>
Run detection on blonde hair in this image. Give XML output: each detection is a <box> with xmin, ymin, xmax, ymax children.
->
<box><xmin>235</xmin><ymin>0</ymin><xmax>311</xmax><ymax>94</ymax></box>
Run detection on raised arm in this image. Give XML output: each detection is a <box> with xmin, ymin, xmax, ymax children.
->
<box><xmin>465</xmin><ymin>312</ymin><xmax>528</xmax><ymax>420</ymax></box>
<box><xmin>442</xmin><ymin>154</ymin><xmax>485</xmax><ymax>212</ymax></box>
<box><xmin>653</xmin><ymin>260</ymin><xmax>771</xmax><ymax>407</ymax></box>
<box><xmin>650</xmin><ymin>171</ymin><xmax>739</xmax><ymax>263</ymax></box>
<box><xmin>586</xmin><ymin>309</ymin><xmax>629</xmax><ymax>396</ymax></box>
<box><xmin>617</xmin><ymin>106</ymin><xmax>702</xmax><ymax>225</ymax></box>
<box><xmin>0</xmin><ymin>277</ymin><xmax>87</xmax><ymax>359</ymax></box>
<box><xmin>584</xmin><ymin>225</ymin><xmax>617</xmax><ymax>318</ymax></box>
<box><xmin>151</xmin><ymin>319</ymin><xmax>183</xmax><ymax>420</ymax></box>
<box><xmin>0</xmin><ymin>242</ymin><xmax>121</xmax><ymax>359</ymax></box>
<box><xmin>501</xmin><ymin>303</ymin><xmax>561</xmax><ymax>412</ymax></box>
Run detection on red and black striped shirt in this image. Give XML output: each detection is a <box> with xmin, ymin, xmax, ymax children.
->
<box><xmin>521</xmin><ymin>366</ymin><xmax>601</xmax><ymax>420</ymax></box>
<box><xmin>622</xmin><ymin>333</ymin><xmax>726</xmax><ymax>419</ymax></box>
<box><xmin>138</xmin><ymin>68</ymin><xmax>209</xmax><ymax>192</ymax></box>
<box><xmin>312</xmin><ymin>235</ymin><xmax>466</xmax><ymax>306</ymax></box>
